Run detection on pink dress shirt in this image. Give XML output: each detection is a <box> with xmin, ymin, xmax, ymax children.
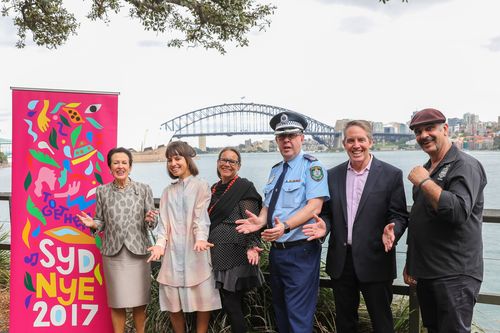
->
<box><xmin>345</xmin><ymin>156</ymin><xmax>373</xmax><ymax>245</ymax></box>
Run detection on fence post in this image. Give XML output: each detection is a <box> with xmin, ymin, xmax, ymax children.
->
<box><xmin>408</xmin><ymin>285</ymin><xmax>421</xmax><ymax>333</ymax></box>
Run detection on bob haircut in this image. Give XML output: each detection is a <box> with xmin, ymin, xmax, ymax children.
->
<box><xmin>342</xmin><ymin>120</ymin><xmax>373</xmax><ymax>143</ymax></box>
<box><xmin>165</xmin><ymin>141</ymin><xmax>199</xmax><ymax>179</ymax></box>
<box><xmin>216</xmin><ymin>147</ymin><xmax>241</xmax><ymax>178</ymax></box>
<box><xmin>107</xmin><ymin>147</ymin><xmax>133</xmax><ymax>168</ymax></box>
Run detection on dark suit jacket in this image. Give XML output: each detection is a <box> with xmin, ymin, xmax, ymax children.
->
<box><xmin>322</xmin><ymin>156</ymin><xmax>408</xmax><ymax>283</ymax></box>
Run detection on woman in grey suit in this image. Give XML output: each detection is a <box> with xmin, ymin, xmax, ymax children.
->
<box><xmin>77</xmin><ymin>147</ymin><xmax>158</xmax><ymax>333</ymax></box>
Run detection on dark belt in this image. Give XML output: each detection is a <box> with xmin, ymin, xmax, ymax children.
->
<box><xmin>271</xmin><ymin>238</ymin><xmax>311</xmax><ymax>249</ymax></box>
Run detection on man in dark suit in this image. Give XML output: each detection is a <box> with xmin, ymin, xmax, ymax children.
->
<box><xmin>308</xmin><ymin>120</ymin><xmax>408</xmax><ymax>332</ymax></box>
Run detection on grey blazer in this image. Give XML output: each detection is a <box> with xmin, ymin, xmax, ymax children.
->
<box><xmin>94</xmin><ymin>180</ymin><xmax>156</xmax><ymax>256</ymax></box>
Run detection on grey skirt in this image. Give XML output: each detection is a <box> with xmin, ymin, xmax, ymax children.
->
<box><xmin>102</xmin><ymin>246</ymin><xmax>151</xmax><ymax>308</ymax></box>
<box><xmin>214</xmin><ymin>264</ymin><xmax>264</xmax><ymax>292</ymax></box>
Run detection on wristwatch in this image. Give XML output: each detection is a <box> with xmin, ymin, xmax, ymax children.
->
<box><xmin>283</xmin><ymin>221</ymin><xmax>291</xmax><ymax>234</ymax></box>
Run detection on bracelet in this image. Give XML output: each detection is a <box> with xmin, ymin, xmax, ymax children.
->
<box><xmin>418</xmin><ymin>177</ymin><xmax>432</xmax><ymax>189</ymax></box>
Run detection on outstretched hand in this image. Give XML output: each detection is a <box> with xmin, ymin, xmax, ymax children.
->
<box><xmin>247</xmin><ymin>246</ymin><xmax>262</xmax><ymax>265</ymax></box>
<box><xmin>302</xmin><ymin>214</ymin><xmax>327</xmax><ymax>241</ymax></box>
<box><xmin>76</xmin><ymin>211</ymin><xmax>97</xmax><ymax>229</ymax></box>
<box><xmin>235</xmin><ymin>210</ymin><xmax>265</xmax><ymax>234</ymax></box>
<box><xmin>261</xmin><ymin>217</ymin><xmax>285</xmax><ymax>242</ymax></box>
<box><xmin>382</xmin><ymin>222</ymin><xmax>396</xmax><ymax>252</ymax></box>
<box><xmin>194</xmin><ymin>240</ymin><xmax>214</xmax><ymax>252</ymax></box>
<box><xmin>147</xmin><ymin>245</ymin><xmax>164</xmax><ymax>262</ymax></box>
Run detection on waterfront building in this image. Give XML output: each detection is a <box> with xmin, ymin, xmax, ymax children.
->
<box><xmin>0</xmin><ymin>137</ymin><xmax>11</xmax><ymax>158</ymax></box>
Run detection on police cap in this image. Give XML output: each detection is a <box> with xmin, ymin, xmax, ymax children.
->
<box><xmin>409</xmin><ymin>108</ymin><xmax>447</xmax><ymax>130</ymax></box>
<box><xmin>270</xmin><ymin>111</ymin><xmax>308</xmax><ymax>135</ymax></box>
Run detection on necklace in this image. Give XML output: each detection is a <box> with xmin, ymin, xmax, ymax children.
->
<box><xmin>113</xmin><ymin>178</ymin><xmax>130</xmax><ymax>190</ymax></box>
<box><xmin>208</xmin><ymin>176</ymin><xmax>238</xmax><ymax>214</ymax></box>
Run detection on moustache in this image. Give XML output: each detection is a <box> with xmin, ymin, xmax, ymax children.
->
<box><xmin>418</xmin><ymin>136</ymin><xmax>435</xmax><ymax>145</ymax></box>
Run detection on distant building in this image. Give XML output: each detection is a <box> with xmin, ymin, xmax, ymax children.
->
<box><xmin>244</xmin><ymin>139</ymin><xmax>252</xmax><ymax>149</ymax></box>
<box><xmin>261</xmin><ymin>140</ymin><xmax>270</xmax><ymax>152</ymax></box>
<box><xmin>384</xmin><ymin>126</ymin><xmax>395</xmax><ymax>134</ymax></box>
<box><xmin>463</xmin><ymin>112</ymin><xmax>480</xmax><ymax>135</ymax></box>
<box><xmin>334</xmin><ymin>119</ymin><xmax>351</xmax><ymax>132</ymax></box>
<box><xmin>372</xmin><ymin>122</ymin><xmax>384</xmax><ymax>133</ymax></box>
<box><xmin>199</xmin><ymin>136</ymin><xmax>207</xmax><ymax>152</ymax></box>
<box><xmin>0</xmin><ymin>138</ymin><xmax>12</xmax><ymax>157</ymax></box>
<box><xmin>448</xmin><ymin>117</ymin><xmax>462</xmax><ymax>134</ymax></box>
<box><xmin>383</xmin><ymin>122</ymin><xmax>410</xmax><ymax>134</ymax></box>
<box><xmin>462</xmin><ymin>136</ymin><xmax>494</xmax><ymax>150</ymax></box>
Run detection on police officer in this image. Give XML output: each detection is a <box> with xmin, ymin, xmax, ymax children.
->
<box><xmin>236</xmin><ymin>111</ymin><xmax>329</xmax><ymax>333</ymax></box>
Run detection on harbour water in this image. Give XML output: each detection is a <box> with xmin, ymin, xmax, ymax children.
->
<box><xmin>1</xmin><ymin>150</ymin><xmax>499</xmax><ymax>331</ymax></box>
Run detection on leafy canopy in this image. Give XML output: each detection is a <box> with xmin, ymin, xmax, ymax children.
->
<box><xmin>0</xmin><ymin>0</ymin><xmax>276</xmax><ymax>53</ymax></box>
<box><xmin>0</xmin><ymin>151</ymin><xmax>7</xmax><ymax>164</ymax></box>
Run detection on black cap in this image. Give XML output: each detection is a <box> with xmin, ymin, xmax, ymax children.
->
<box><xmin>270</xmin><ymin>111</ymin><xmax>308</xmax><ymax>135</ymax></box>
<box><xmin>409</xmin><ymin>108</ymin><xmax>446</xmax><ymax>130</ymax></box>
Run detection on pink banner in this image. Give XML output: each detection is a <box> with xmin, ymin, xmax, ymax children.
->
<box><xmin>10</xmin><ymin>88</ymin><xmax>118</xmax><ymax>332</ymax></box>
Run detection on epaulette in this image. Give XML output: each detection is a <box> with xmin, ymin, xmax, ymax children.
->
<box><xmin>271</xmin><ymin>161</ymin><xmax>283</xmax><ymax>168</ymax></box>
<box><xmin>303</xmin><ymin>154</ymin><xmax>318</xmax><ymax>162</ymax></box>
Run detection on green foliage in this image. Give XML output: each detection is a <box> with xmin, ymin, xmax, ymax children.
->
<box><xmin>494</xmin><ymin>136</ymin><xmax>500</xmax><ymax>150</ymax></box>
<box><xmin>1</xmin><ymin>0</ymin><xmax>276</xmax><ymax>53</ymax></box>
<box><xmin>0</xmin><ymin>225</ymin><xmax>10</xmax><ymax>288</ymax></box>
<box><xmin>0</xmin><ymin>0</ymin><xmax>79</xmax><ymax>49</ymax></box>
<box><xmin>142</xmin><ymin>243</ymin><xmax>413</xmax><ymax>333</ymax></box>
<box><xmin>0</xmin><ymin>151</ymin><xmax>7</xmax><ymax>164</ymax></box>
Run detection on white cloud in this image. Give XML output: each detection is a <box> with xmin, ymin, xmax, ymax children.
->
<box><xmin>317</xmin><ymin>0</ymin><xmax>454</xmax><ymax>16</ymax></box>
<box><xmin>339</xmin><ymin>16</ymin><xmax>375</xmax><ymax>34</ymax></box>
<box><xmin>485</xmin><ymin>36</ymin><xmax>500</xmax><ymax>52</ymax></box>
<box><xmin>0</xmin><ymin>17</ymin><xmax>17</xmax><ymax>47</ymax></box>
<box><xmin>137</xmin><ymin>40</ymin><xmax>165</xmax><ymax>48</ymax></box>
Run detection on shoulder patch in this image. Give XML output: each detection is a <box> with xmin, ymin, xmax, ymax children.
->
<box><xmin>310</xmin><ymin>165</ymin><xmax>324</xmax><ymax>181</ymax></box>
<box><xmin>303</xmin><ymin>154</ymin><xmax>318</xmax><ymax>162</ymax></box>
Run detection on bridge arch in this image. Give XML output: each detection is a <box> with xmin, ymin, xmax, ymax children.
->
<box><xmin>161</xmin><ymin>103</ymin><xmax>340</xmax><ymax>147</ymax></box>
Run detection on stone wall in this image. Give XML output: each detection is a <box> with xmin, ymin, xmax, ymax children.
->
<box><xmin>132</xmin><ymin>146</ymin><xmax>167</xmax><ymax>163</ymax></box>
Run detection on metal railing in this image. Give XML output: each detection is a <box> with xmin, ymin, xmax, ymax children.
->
<box><xmin>1</xmin><ymin>192</ymin><xmax>500</xmax><ymax>332</ymax></box>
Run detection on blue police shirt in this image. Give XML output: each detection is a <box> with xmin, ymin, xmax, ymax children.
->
<box><xmin>263</xmin><ymin>151</ymin><xmax>329</xmax><ymax>242</ymax></box>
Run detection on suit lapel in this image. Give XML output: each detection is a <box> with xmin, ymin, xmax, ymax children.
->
<box><xmin>338</xmin><ymin>162</ymin><xmax>348</xmax><ymax>226</ymax></box>
<box><xmin>354</xmin><ymin>156</ymin><xmax>381</xmax><ymax>221</ymax></box>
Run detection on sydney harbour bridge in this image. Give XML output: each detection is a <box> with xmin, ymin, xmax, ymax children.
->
<box><xmin>161</xmin><ymin>103</ymin><xmax>414</xmax><ymax>149</ymax></box>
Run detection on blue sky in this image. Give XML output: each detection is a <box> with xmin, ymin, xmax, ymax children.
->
<box><xmin>1</xmin><ymin>0</ymin><xmax>500</xmax><ymax>149</ymax></box>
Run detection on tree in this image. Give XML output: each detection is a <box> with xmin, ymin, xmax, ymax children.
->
<box><xmin>0</xmin><ymin>151</ymin><xmax>7</xmax><ymax>164</ymax></box>
<box><xmin>0</xmin><ymin>0</ymin><xmax>276</xmax><ymax>54</ymax></box>
<box><xmin>494</xmin><ymin>136</ymin><xmax>500</xmax><ymax>150</ymax></box>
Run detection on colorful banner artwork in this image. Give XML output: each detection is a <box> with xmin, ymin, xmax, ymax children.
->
<box><xmin>10</xmin><ymin>88</ymin><xmax>118</xmax><ymax>332</ymax></box>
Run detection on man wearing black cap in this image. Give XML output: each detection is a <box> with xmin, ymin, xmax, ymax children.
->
<box><xmin>404</xmin><ymin>108</ymin><xmax>487</xmax><ymax>333</ymax></box>
<box><xmin>236</xmin><ymin>111</ymin><xmax>329</xmax><ymax>333</ymax></box>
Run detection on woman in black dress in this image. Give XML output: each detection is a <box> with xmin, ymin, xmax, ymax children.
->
<box><xmin>208</xmin><ymin>147</ymin><xmax>264</xmax><ymax>333</ymax></box>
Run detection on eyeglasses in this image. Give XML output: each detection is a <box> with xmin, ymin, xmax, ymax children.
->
<box><xmin>218</xmin><ymin>158</ymin><xmax>240</xmax><ymax>166</ymax></box>
<box><xmin>276</xmin><ymin>133</ymin><xmax>302</xmax><ymax>141</ymax></box>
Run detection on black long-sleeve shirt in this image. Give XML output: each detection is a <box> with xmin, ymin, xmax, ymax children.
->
<box><xmin>407</xmin><ymin>144</ymin><xmax>487</xmax><ymax>281</ymax></box>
